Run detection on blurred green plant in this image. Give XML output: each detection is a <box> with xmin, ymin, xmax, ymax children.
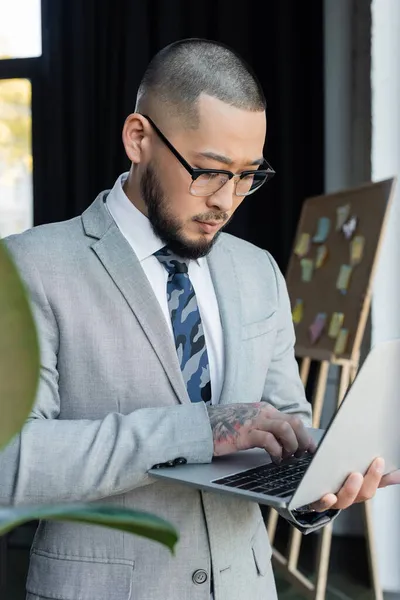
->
<box><xmin>0</xmin><ymin>240</ymin><xmax>178</xmax><ymax>551</ymax></box>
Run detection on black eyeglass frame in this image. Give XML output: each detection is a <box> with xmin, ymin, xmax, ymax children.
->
<box><xmin>141</xmin><ymin>114</ymin><xmax>276</xmax><ymax>197</ymax></box>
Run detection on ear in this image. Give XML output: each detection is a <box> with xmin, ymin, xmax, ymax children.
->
<box><xmin>122</xmin><ymin>113</ymin><xmax>150</xmax><ymax>164</ymax></box>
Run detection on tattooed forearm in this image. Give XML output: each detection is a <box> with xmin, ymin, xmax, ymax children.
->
<box><xmin>207</xmin><ymin>401</ymin><xmax>314</xmax><ymax>458</ymax></box>
<box><xmin>207</xmin><ymin>404</ymin><xmax>262</xmax><ymax>445</ymax></box>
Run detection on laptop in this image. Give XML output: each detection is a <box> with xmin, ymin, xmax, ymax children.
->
<box><xmin>149</xmin><ymin>338</ymin><xmax>400</xmax><ymax>512</ymax></box>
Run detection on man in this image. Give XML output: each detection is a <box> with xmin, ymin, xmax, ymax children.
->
<box><xmin>0</xmin><ymin>39</ymin><xmax>396</xmax><ymax>600</ymax></box>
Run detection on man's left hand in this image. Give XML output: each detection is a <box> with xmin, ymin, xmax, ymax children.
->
<box><xmin>311</xmin><ymin>458</ymin><xmax>400</xmax><ymax>512</ymax></box>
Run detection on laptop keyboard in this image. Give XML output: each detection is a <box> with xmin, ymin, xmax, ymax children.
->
<box><xmin>212</xmin><ymin>452</ymin><xmax>313</xmax><ymax>498</ymax></box>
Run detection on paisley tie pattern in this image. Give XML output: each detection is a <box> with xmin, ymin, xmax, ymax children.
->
<box><xmin>154</xmin><ymin>247</ymin><xmax>212</xmax><ymax>404</ymax></box>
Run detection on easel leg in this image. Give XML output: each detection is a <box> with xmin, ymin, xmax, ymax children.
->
<box><xmin>337</xmin><ymin>362</ymin><xmax>351</xmax><ymax>406</ymax></box>
<box><xmin>312</xmin><ymin>361</ymin><xmax>330</xmax><ymax>428</ymax></box>
<box><xmin>288</xmin><ymin>527</ymin><xmax>302</xmax><ymax>570</ymax></box>
<box><xmin>300</xmin><ymin>357</ymin><xmax>311</xmax><ymax>386</ymax></box>
<box><xmin>314</xmin><ymin>523</ymin><xmax>333</xmax><ymax>600</ymax></box>
<box><xmin>267</xmin><ymin>508</ymin><xmax>279</xmax><ymax>544</ymax></box>
<box><xmin>313</xmin><ymin>363</ymin><xmax>350</xmax><ymax>598</ymax></box>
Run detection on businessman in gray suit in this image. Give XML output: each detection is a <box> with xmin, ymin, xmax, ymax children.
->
<box><xmin>1</xmin><ymin>39</ymin><xmax>394</xmax><ymax>600</ymax></box>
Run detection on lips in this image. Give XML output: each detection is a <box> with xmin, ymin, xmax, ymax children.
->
<box><xmin>196</xmin><ymin>221</ymin><xmax>221</xmax><ymax>234</ymax></box>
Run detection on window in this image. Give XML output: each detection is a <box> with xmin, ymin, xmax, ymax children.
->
<box><xmin>0</xmin><ymin>79</ymin><xmax>32</xmax><ymax>237</ymax></box>
<box><xmin>0</xmin><ymin>0</ymin><xmax>41</xmax><ymax>59</ymax></box>
<box><xmin>0</xmin><ymin>0</ymin><xmax>41</xmax><ymax>238</ymax></box>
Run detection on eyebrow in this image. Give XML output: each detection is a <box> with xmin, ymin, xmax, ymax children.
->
<box><xmin>195</xmin><ymin>151</ymin><xmax>265</xmax><ymax>167</ymax></box>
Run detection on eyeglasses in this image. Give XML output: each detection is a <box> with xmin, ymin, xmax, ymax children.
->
<box><xmin>142</xmin><ymin>114</ymin><xmax>275</xmax><ymax>197</ymax></box>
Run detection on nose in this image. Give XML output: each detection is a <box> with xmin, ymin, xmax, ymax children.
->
<box><xmin>206</xmin><ymin>179</ymin><xmax>235</xmax><ymax>212</ymax></box>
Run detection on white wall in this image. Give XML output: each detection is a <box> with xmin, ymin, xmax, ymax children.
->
<box><xmin>371</xmin><ymin>0</ymin><xmax>400</xmax><ymax>592</ymax></box>
<box><xmin>323</xmin><ymin>0</ymin><xmax>371</xmax><ymax>536</ymax></box>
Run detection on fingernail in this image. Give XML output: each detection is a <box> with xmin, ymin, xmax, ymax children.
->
<box><xmin>375</xmin><ymin>458</ymin><xmax>385</xmax><ymax>474</ymax></box>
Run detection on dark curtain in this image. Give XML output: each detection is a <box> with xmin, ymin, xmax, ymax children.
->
<box><xmin>35</xmin><ymin>0</ymin><xmax>324</xmax><ymax>272</ymax></box>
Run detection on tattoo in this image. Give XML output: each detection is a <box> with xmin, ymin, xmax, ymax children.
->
<box><xmin>207</xmin><ymin>404</ymin><xmax>261</xmax><ymax>444</ymax></box>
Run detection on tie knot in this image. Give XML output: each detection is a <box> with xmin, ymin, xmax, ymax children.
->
<box><xmin>154</xmin><ymin>247</ymin><xmax>188</xmax><ymax>275</ymax></box>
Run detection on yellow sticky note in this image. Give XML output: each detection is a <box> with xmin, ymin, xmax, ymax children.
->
<box><xmin>292</xmin><ymin>299</ymin><xmax>303</xmax><ymax>325</ymax></box>
<box><xmin>336</xmin><ymin>265</ymin><xmax>352</xmax><ymax>294</ymax></box>
<box><xmin>294</xmin><ymin>233</ymin><xmax>310</xmax><ymax>258</ymax></box>
<box><xmin>300</xmin><ymin>258</ymin><xmax>314</xmax><ymax>282</ymax></box>
<box><xmin>334</xmin><ymin>328</ymin><xmax>349</xmax><ymax>355</ymax></box>
<box><xmin>315</xmin><ymin>245</ymin><xmax>328</xmax><ymax>269</ymax></box>
<box><xmin>328</xmin><ymin>313</ymin><xmax>345</xmax><ymax>338</ymax></box>
<box><xmin>350</xmin><ymin>235</ymin><xmax>365</xmax><ymax>266</ymax></box>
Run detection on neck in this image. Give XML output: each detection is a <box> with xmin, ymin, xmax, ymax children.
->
<box><xmin>122</xmin><ymin>166</ymin><xmax>148</xmax><ymax>217</ymax></box>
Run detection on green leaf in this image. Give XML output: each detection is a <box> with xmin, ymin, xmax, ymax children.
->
<box><xmin>0</xmin><ymin>240</ymin><xmax>40</xmax><ymax>450</ymax></box>
<box><xmin>0</xmin><ymin>504</ymin><xmax>178</xmax><ymax>551</ymax></box>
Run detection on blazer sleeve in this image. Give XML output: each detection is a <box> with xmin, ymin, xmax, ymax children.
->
<box><xmin>261</xmin><ymin>251</ymin><xmax>341</xmax><ymax>533</ymax></box>
<box><xmin>0</xmin><ymin>237</ymin><xmax>213</xmax><ymax>506</ymax></box>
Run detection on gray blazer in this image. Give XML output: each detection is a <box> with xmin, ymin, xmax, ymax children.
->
<box><xmin>1</xmin><ymin>192</ymin><xmax>322</xmax><ymax>600</ymax></box>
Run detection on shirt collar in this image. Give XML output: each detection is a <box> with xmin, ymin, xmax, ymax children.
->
<box><xmin>106</xmin><ymin>173</ymin><xmax>202</xmax><ymax>266</ymax></box>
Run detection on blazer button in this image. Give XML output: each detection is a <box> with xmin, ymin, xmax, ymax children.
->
<box><xmin>192</xmin><ymin>569</ymin><xmax>208</xmax><ymax>585</ymax></box>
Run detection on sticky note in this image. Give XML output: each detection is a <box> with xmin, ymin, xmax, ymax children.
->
<box><xmin>328</xmin><ymin>313</ymin><xmax>345</xmax><ymax>338</ymax></box>
<box><xmin>350</xmin><ymin>235</ymin><xmax>365</xmax><ymax>266</ymax></box>
<box><xmin>336</xmin><ymin>265</ymin><xmax>352</xmax><ymax>294</ymax></box>
<box><xmin>300</xmin><ymin>258</ymin><xmax>314</xmax><ymax>282</ymax></box>
<box><xmin>294</xmin><ymin>233</ymin><xmax>310</xmax><ymax>258</ymax></box>
<box><xmin>315</xmin><ymin>245</ymin><xmax>328</xmax><ymax>269</ymax></box>
<box><xmin>342</xmin><ymin>216</ymin><xmax>358</xmax><ymax>240</ymax></box>
<box><xmin>309</xmin><ymin>313</ymin><xmax>327</xmax><ymax>344</ymax></box>
<box><xmin>292</xmin><ymin>299</ymin><xmax>303</xmax><ymax>325</ymax></box>
<box><xmin>336</xmin><ymin>204</ymin><xmax>351</xmax><ymax>231</ymax></box>
<box><xmin>313</xmin><ymin>217</ymin><xmax>331</xmax><ymax>243</ymax></box>
<box><xmin>334</xmin><ymin>328</ymin><xmax>349</xmax><ymax>355</ymax></box>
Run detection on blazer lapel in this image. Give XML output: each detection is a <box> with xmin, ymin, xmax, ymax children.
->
<box><xmin>82</xmin><ymin>194</ymin><xmax>189</xmax><ymax>405</ymax></box>
<box><xmin>207</xmin><ymin>240</ymin><xmax>242</xmax><ymax>405</ymax></box>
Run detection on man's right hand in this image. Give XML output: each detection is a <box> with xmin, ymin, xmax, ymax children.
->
<box><xmin>207</xmin><ymin>402</ymin><xmax>316</xmax><ymax>462</ymax></box>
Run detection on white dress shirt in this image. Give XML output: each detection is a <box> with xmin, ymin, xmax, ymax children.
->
<box><xmin>106</xmin><ymin>173</ymin><xmax>225</xmax><ymax>405</ymax></box>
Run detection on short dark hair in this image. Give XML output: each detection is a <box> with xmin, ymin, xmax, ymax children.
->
<box><xmin>136</xmin><ymin>38</ymin><xmax>266</xmax><ymax>126</ymax></box>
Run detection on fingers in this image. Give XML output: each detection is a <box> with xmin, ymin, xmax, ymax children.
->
<box><xmin>355</xmin><ymin>458</ymin><xmax>384</xmax><ymax>501</ymax></box>
<box><xmin>379</xmin><ymin>467</ymin><xmax>400</xmax><ymax>488</ymax></box>
<box><xmin>287</xmin><ymin>415</ymin><xmax>316</xmax><ymax>455</ymax></box>
<box><xmin>249</xmin><ymin>418</ymin><xmax>307</xmax><ymax>463</ymax></box>
<box><xmin>246</xmin><ymin>404</ymin><xmax>315</xmax><ymax>460</ymax></box>
<box><xmin>247</xmin><ymin>429</ymin><xmax>284</xmax><ymax>463</ymax></box>
<box><xmin>260</xmin><ymin>410</ymin><xmax>315</xmax><ymax>456</ymax></box>
<box><xmin>311</xmin><ymin>493</ymin><xmax>337</xmax><ymax>512</ymax></box>
<box><xmin>313</xmin><ymin>460</ymin><xmax>383</xmax><ymax>512</ymax></box>
<box><xmin>263</xmin><ymin>408</ymin><xmax>316</xmax><ymax>455</ymax></box>
<box><xmin>312</xmin><ymin>473</ymin><xmax>363</xmax><ymax>511</ymax></box>
<box><xmin>311</xmin><ymin>458</ymin><xmax>386</xmax><ymax>512</ymax></box>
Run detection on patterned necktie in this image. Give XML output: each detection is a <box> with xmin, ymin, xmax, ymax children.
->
<box><xmin>154</xmin><ymin>247</ymin><xmax>212</xmax><ymax>404</ymax></box>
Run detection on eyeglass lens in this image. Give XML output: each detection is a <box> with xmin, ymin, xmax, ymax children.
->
<box><xmin>190</xmin><ymin>171</ymin><xmax>268</xmax><ymax>197</ymax></box>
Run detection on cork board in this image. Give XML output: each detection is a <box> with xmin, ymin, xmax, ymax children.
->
<box><xmin>286</xmin><ymin>178</ymin><xmax>396</xmax><ymax>362</ymax></box>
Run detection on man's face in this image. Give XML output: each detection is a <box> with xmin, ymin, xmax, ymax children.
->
<box><xmin>140</xmin><ymin>95</ymin><xmax>267</xmax><ymax>259</ymax></box>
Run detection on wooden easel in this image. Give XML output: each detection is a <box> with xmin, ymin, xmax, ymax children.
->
<box><xmin>263</xmin><ymin>179</ymin><xmax>397</xmax><ymax>600</ymax></box>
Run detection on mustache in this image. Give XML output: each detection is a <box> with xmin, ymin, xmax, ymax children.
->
<box><xmin>193</xmin><ymin>212</ymin><xmax>228</xmax><ymax>223</ymax></box>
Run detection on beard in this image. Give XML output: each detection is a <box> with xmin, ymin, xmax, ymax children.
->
<box><xmin>140</xmin><ymin>165</ymin><xmax>229</xmax><ymax>260</ymax></box>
